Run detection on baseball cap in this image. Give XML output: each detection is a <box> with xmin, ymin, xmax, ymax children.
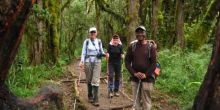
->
<box><xmin>89</xmin><ymin>27</ymin><xmax>97</xmax><ymax>32</ymax></box>
<box><xmin>135</xmin><ymin>25</ymin><xmax>146</xmax><ymax>32</ymax></box>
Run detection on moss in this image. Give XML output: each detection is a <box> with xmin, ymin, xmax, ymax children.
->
<box><xmin>157</xmin><ymin>10</ymin><xmax>164</xmax><ymax>25</ymax></box>
<box><xmin>44</xmin><ymin>0</ymin><xmax>60</xmax><ymax>64</ymax></box>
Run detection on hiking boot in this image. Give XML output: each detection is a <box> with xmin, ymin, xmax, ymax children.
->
<box><xmin>92</xmin><ymin>86</ymin><xmax>99</xmax><ymax>106</ymax></box>
<box><xmin>87</xmin><ymin>83</ymin><xmax>93</xmax><ymax>99</ymax></box>
<box><xmin>92</xmin><ymin>102</ymin><xmax>100</xmax><ymax>106</ymax></box>
<box><xmin>109</xmin><ymin>92</ymin><xmax>113</xmax><ymax>98</ymax></box>
<box><xmin>88</xmin><ymin>97</ymin><xmax>93</xmax><ymax>103</ymax></box>
<box><xmin>114</xmin><ymin>92</ymin><xmax>120</xmax><ymax>97</ymax></box>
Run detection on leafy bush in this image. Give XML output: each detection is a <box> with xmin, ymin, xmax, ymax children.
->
<box><xmin>155</xmin><ymin>44</ymin><xmax>212</xmax><ymax>108</ymax></box>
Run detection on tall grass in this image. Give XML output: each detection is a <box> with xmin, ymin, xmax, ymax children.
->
<box><xmin>6</xmin><ymin>62</ymin><xmax>64</xmax><ymax>98</ymax></box>
<box><xmin>155</xmin><ymin>44</ymin><xmax>212</xmax><ymax>109</ymax></box>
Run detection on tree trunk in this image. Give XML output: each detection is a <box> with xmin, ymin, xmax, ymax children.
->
<box><xmin>95</xmin><ymin>1</ymin><xmax>101</xmax><ymax>36</ymax></box>
<box><xmin>27</xmin><ymin>0</ymin><xmax>45</xmax><ymax>65</ymax></box>
<box><xmin>176</xmin><ymin>0</ymin><xmax>184</xmax><ymax>48</ymax></box>
<box><xmin>193</xmin><ymin>2</ymin><xmax>220</xmax><ymax>109</ymax></box>
<box><xmin>0</xmin><ymin>0</ymin><xmax>35</xmax><ymax>108</ymax></box>
<box><xmin>139</xmin><ymin>0</ymin><xmax>148</xmax><ymax>25</ymax></box>
<box><xmin>126</xmin><ymin>0</ymin><xmax>139</xmax><ymax>43</ymax></box>
<box><xmin>0</xmin><ymin>0</ymin><xmax>35</xmax><ymax>84</ymax></box>
<box><xmin>0</xmin><ymin>0</ymin><xmax>64</xmax><ymax>109</ymax></box>
<box><xmin>152</xmin><ymin>0</ymin><xmax>159</xmax><ymax>41</ymax></box>
<box><xmin>44</xmin><ymin>0</ymin><xmax>60</xmax><ymax>64</ymax></box>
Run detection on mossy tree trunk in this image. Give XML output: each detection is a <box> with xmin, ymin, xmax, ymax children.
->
<box><xmin>44</xmin><ymin>0</ymin><xmax>60</xmax><ymax>64</ymax></box>
<box><xmin>0</xmin><ymin>0</ymin><xmax>35</xmax><ymax>109</ymax></box>
<box><xmin>176</xmin><ymin>0</ymin><xmax>184</xmax><ymax>48</ymax></box>
<box><xmin>27</xmin><ymin>0</ymin><xmax>45</xmax><ymax>65</ymax></box>
<box><xmin>95</xmin><ymin>1</ymin><xmax>101</xmax><ymax>37</ymax></box>
<box><xmin>0</xmin><ymin>1</ymin><xmax>64</xmax><ymax>109</ymax></box>
<box><xmin>160</xmin><ymin>0</ymin><xmax>176</xmax><ymax>47</ymax></box>
<box><xmin>126</xmin><ymin>0</ymin><xmax>139</xmax><ymax>43</ymax></box>
<box><xmin>152</xmin><ymin>0</ymin><xmax>159</xmax><ymax>41</ymax></box>
<box><xmin>193</xmin><ymin>7</ymin><xmax>220</xmax><ymax>110</ymax></box>
<box><xmin>139</xmin><ymin>0</ymin><xmax>148</xmax><ymax>25</ymax></box>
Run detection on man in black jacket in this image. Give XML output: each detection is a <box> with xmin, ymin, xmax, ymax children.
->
<box><xmin>125</xmin><ymin>26</ymin><xmax>156</xmax><ymax>110</ymax></box>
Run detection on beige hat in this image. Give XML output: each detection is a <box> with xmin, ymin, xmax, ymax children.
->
<box><xmin>135</xmin><ymin>25</ymin><xmax>146</xmax><ymax>32</ymax></box>
<box><xmin>89</xmin><ymin>27</ymin><xmax>97</xmax><ymax>32</ymax></box>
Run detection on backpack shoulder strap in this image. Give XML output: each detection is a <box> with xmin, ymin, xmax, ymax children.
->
<box><xmin>147</xmin><ymin>41</ymin><xmax>152</xmax><ymax>58</ymax></box>
<box><xmin>86</xmin><ymin>39</ymin><xmax>89</xmax><ymax>46</ymax></box>
<box><xmin>98</xmin><ymin>39</ymin><xmax>101</xmax><ymax>46</ymax></box>
<box><xmin>130</xmin><ymin>40</ymin><xmax>138</xmax><ymax>52</ymax></box>
<box><xmin>97</xmin><ymin>39</ymin><xmax>102</xmax><ymax>52</ymax></box>
<box><xmin>147</xmin><ymin>40</ymin><xmax>157</xmax><ymax>58</ymax></box>
<box><xmin>85</xmin><ymin>39</ymin><xmax>89</xmax><ymax>55</ymax></box>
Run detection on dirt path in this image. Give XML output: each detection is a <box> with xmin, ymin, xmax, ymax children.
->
<box><xmin>69</xmin><ymin>59</ymin><xmax>133</xmax><ymax>110</ymax></box>
<box><xmin>57</xmin><ymin>61</ymin><xmax>76</xmax><ymax>110</ymax></box>
<box><xmin>60</xmin><ymin>59</ymin><xmax>179</xmax><ymax>110</ymax></box>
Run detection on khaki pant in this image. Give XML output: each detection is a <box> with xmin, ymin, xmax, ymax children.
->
<box><xmin>85</xmin><ymin>62</ymin><xmax>101</xmax><ymax>86</ymax></box>
<box><xmin>132</xmin><ymin>81</ymin><xmax>153</xmax><ymax>110</ymax></box>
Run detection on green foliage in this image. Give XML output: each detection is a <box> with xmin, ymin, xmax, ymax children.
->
<box><xmin>32</xmin><ymin>4</ymin><xmax>51</xmax><ymax>21</ymax></box>
<box><xmin>185</xmin><ymin>0</ymin><xmax>218</xmax><ymax>49</ymax></box>
<box><xmin>6</xmin><ymin>62</ymin><xmax>64</xmax><ymax>98</ymax></box>
<box><xmin>155</xmin><ymin>44</ymin><xmax>212</xmax><ymax>108</ymax></box>
<box><xmin>157</xmin><ymin>10</ymin><xmax>163</xmax><ymax>25</ymax></box>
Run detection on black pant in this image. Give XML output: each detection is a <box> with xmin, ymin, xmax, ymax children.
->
<box><xmin>108</xmin><ymin>61</ymin><xmax>121</xmax><ymax>92</ymax></box>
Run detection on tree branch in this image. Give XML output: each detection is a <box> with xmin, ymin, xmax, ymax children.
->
<box><xmin>61</xmin><ymin>0</ymin><xmax>74</xmax><ymax>12</ymax></box>
<box><xmin>95</xmin><ymin>0</ymin><xmax>125</xmax><ymax>23</ymax></box>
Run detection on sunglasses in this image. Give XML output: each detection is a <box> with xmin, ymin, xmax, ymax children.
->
<box><xmin>90</xmin><ymin>31</ymin><xmax>96</xmax><ymax>33</ymax></box>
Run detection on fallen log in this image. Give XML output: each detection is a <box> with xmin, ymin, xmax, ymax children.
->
<box><xmin>63</xmin><ymin>76</ymin><xmax>108</xmax><ymax>83</ymax></box>
<box><xmin>74</xmin><ymin>80</ymin><xmax>80</xmax><ymax>97</ymax></box>
<box><xmin>98</xmin><ymin>103</ymin><xmax>133</xmax><ymax>110</ymax></box>
<box><xmin>103</xmin><ymin>79</ymin><xmax>133</xmax><ymax>102</ymax></box>
<box><xmin>62</xmin><ymin>76</ymin><xmax>107</xmax><ymax>83</ymax></box>
<box><xmin>73</xmin><ymin>75</ymin><xmax>87</xmax><ymax>110</ymax></box>
<box><xmin>6</xmin><ymin>85</ymin><xmax>63</xmax><ymax>110</ymax></box>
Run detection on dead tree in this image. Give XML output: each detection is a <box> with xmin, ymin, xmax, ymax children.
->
<box><xmin>0</xmin><ymin>0</ymin><xmax>63</xmax><ymax>109</ymax></box>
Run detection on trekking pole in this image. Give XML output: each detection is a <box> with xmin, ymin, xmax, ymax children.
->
<box><xmin>132</xmin><ymin>80</ymin><xmax>141</xmax><ymax>110</ymax></box>
<box><xmin>105</xmin><ymin>54</ymin><xmax>112</xmax><ymax>108</ymax></box>
<box><xmin>121</xmin><ymin>58</ymin><xmax>125</xmax><ymax>110</ymax></box>
<box><xmin>77</xmin><ymin>66</ymin><xmax>82</xmax><ymax>87</ymax></box>
<box><xmin>73</xmin><ymin>65</ymin><xmax>83</xmax><ymax>110</ymax></box>
<box><xmin>121</xmin><ymin>58</ymin><xmax>124</xmax><ymax>92</ymax></box>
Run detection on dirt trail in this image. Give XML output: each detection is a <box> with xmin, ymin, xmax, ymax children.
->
<box><xmin>60</xmin><ymin>59</ymin><xmax>179</xmax><ymax>110</ymax></box>
<box><xmin>69</xmin><ymin>59</ymin><xmax>133</xmax><ymax>110</ymax></box>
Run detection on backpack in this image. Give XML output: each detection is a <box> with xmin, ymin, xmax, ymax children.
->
<box><xmin>130</xmin><ymin>40</ymin><xmax>161</xmax><ymax>77</ymax></box>
<box><xmin>85</xmin><ymin>39</ymin><xmax>102</xmax><ymax>57</ymax></box>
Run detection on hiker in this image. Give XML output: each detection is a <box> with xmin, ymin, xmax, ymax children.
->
<box><xmin>106</xmin><ymin>34</ymin><xmax>124</xmax><ymax>98</ymax></box>
<box><xmin>79</xmin><ymin>27</ymin><xmax>106</xmax><ymax>106</ymax></box>
<box><xmin>125</xmin><ymin>26</ymin><xmax>157</xmax><ymax>110</ymax></box>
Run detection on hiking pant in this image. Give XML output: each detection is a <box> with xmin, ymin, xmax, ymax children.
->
<box><xmin>132</xmin><ymin>81</ymin><xmax>153</xmax><ymax>110</ymax></box>
<box><xmin>85</xmin><ymin>62</ymin><xmax>101</xmax><ymax>100</ymax></box>
<box><xmin>108</xmin><ymin>61</ymin><xmax>121</xmax><ymax>92</ymax></box>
